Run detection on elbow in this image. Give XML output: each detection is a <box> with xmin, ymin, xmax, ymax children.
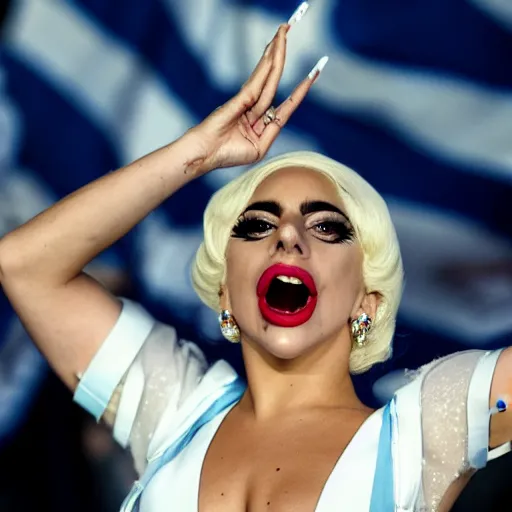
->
<box><xmin>0</xmin><ymin>238</ymin><xmax>10</xmax><ymax>284</ymax></box>
<box><xmin>0</xmin><ymin>234</ymin><xmax>23</xmax><ymax>284</ymax></box>
<box><xmin>0</xmin><ymin>237</ymin><xmax>8</xmax><ymax>283</ymax></box>
<box><xmin>0</xmin><ymin>233</ymin><xmax>70</xmax><ymax>288</ymax></box>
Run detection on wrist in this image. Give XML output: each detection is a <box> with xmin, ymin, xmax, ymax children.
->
<box><xmin>177</xmin><ymin>127</ymin><xmax>216</xmax><ymax>176</ymax></box>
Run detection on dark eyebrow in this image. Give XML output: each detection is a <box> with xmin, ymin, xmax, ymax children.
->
<box><xmin>242</xmin><ymin>200</ymin><xmax>351</xmax><ymax>224</ymax></box>
<box><xmin>300</xmin><ymin>201</ymin><xmax>351</xmax><ymax>223</ymax></box>
<box><xmin>243</xmin><ymin>201</ymin><xmax>282</xmax><ymax>217</ymax></box>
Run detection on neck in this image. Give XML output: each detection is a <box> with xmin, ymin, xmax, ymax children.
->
<box><xmin>238</xmin><ymin>329</ymin><xmax>367</xmax><ymax>420</ymax></box>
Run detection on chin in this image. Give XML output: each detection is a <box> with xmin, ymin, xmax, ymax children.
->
<box><xmin>258</xmin><ymin>328</ymin><xmax>317</xmax><ymax>360</ymax></box>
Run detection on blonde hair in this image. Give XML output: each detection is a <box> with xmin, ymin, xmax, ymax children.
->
<box><xmin>192</xmin><ymin>151</ymin><xmax>403</xmax><ymax>373</ymax></box>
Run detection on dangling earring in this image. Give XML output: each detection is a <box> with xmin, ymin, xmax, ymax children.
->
<box><xmin>351</xmin><ymin>313</ymin><xmax>372</xmax><ymax>347</ymax></box>
<box><xmin>218</xmin><ymin>310</ymin><xmax>241</xmax><ymax>343</ymax></box>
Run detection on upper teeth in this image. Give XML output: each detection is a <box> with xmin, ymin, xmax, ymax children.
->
<box><xmin>276</xmin><ymin>275</ymin><xmax>303</xmax><ymax>285</ymax></box>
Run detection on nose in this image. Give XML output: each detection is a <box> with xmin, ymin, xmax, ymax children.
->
<box><xmin>270</xmin><ymin>222</ymin><xmax>310</xmax><ymax>258</ymax></box>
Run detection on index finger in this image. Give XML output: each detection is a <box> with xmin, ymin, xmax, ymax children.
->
<box><xmin>229</xmin><ymin>28</ymin><xmax>282</xmax><ymax>116</ymax></box>
<box><xmin>258</xmin><ymin>56</ymin><xmax>329</xmax><ymax>149</ymax></box>
<box><xmin>246</xmin><ymin>24</ymin><xmax>288</xmax><ymax>125</ymax></box>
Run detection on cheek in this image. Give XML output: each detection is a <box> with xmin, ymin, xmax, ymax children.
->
<box><xmin>224</xmin><ymin>244</ymin><xmax>260</xmax><ymax>309</ymax></box>
<box><xmin>324</xmin><ymin>247</ymin><xmax>364</xmax><ymax>299</ymax></box>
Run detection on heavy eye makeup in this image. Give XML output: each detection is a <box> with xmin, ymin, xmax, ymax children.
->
<box><xmin>231</xmin><ymin>211</ymin><xmax>354</xmax><ymax>244</ymax></box>
<box><xmin>231</xmin><ymin>213</ymin><xmax>277</xmax><ymax>241</ymax></box>
<box><xmin>306</xmin><ymin>212</ymin><xmax>355</xmax><ymax>244</ymax></box>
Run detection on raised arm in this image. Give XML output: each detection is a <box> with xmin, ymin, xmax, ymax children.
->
<box><xmin>0</xmin><ymin>135</ymin><xmax>202</xmax><ymax>391</ymax></box>
<box><xmin>0</xmin><ymin>24</ymin><xmax>320</xmax><ymax>391</ymax></box>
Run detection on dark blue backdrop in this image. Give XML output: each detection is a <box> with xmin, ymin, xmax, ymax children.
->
<box><xmin>1</xmin><ymin>0</ymin><xmax>512</xmax><ymax>438</ymax></box>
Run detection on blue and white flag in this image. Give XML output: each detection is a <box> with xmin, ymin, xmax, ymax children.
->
<box><xmin>1</xmin><ymin>0</ymin><xmax>512</xmax><ymax>405</ymax></box>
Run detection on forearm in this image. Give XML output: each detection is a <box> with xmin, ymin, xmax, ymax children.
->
<box><xmin>0</xmin><ymin>132</ymin><xmax>207</xmax><ymax>286</ymax></box>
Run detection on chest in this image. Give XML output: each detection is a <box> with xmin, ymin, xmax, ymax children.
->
<box><xmin>198</xmin><ymin>409</ymin><xmax>372</xmax><ymax>512</ymax></box>
<box><xmin>140</xmin><ymin>407</ymin><xmax>382</xmax><ymax>512</ymax></box>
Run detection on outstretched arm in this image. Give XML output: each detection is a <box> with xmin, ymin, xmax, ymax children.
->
<box><xmin>0</xmin><ymin>23</ymin><xmax>321</xmax><ymax>391</ymax></box>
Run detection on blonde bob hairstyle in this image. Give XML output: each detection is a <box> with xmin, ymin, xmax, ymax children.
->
<box><xmin>192</xmin><ymin>151</ymin><xmax>403</xmax><ymax>374</ymax></box>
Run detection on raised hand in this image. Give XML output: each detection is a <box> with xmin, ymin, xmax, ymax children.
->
<box><xmin>188</xmin><ymin>23</ymin><xmax>328</xmax><ymax>173</ymax></box>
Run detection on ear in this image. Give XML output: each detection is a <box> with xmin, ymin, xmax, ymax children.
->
<box><xmin>218</xmin><ymin>283</ymin><xmax>232</xmax><ymax>311</ymax></box>
<box><xmin>352</xmin><ymin>291</ymin><xmax>380</xmax><ymax>322</ymax></box>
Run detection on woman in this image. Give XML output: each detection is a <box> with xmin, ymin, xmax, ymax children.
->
<box><xmin>0</xmin><ymin>6</ymin><xmax>511</xmax><ymax>511</ymax></box>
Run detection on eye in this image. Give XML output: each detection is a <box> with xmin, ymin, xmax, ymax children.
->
<box><xmin>311</xmin><ymin>220</ymin><xmax>354</xmax><ymax>243</ymax></box>
<box><xmin>231</xmin><ymin>217</ymin><xmax>276</xmax><ymax>240</ymax></box>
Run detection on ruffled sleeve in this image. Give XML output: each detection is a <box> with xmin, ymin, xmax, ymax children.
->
<box><xmin>73</xmin><ymin>299</ymin><xmax>209</xmax><ymax>474</ymax></box>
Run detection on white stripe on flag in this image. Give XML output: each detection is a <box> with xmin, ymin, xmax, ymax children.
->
<box><xmin>4</xmin><ymin>0</ymin><xmax>196</xmax><ymax>164</ymax></box>
<box><xmin>167</xmin><ymin>0</ymin><xmax>512</xmax><ymax>179</ymax></box>
<box><xmin>390</xmin><ymin>198</ymin><xmax>512</xmax><ymax>343</ymax></box>
<box><xmin>469</xmin><ymin>0</ymin><xmax>512</xmax><ymax>31</ymax></box>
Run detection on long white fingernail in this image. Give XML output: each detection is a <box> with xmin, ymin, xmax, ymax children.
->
<box><xmin>308</xmin><ymin>56</ymin><xmax>329</xmax><ymax>79</ymax></box>
<box><xmin>288</xmin><ymin>1</ymin><xmax>309</xmax><ymax>25</ymax></box>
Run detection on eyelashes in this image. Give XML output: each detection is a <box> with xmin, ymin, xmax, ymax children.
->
<box><xmin>231</xmin><ymin>218</ymin><xmax>275</xmax><ymax>240</ymax></box>
<box><xmin>231</xmin><ymin>216</ymin><xmax>355</xmax><ymax>244</ymax></box>
<box><xmin>311</xmin><ymin>220</ymin><xmax>355</xmax><ymax>244</ymax></box>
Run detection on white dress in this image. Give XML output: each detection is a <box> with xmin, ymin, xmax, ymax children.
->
<box><xmin>73</xmin><ymin>300</ymin><xmax>509</xmax><ymax>511</ymax></box>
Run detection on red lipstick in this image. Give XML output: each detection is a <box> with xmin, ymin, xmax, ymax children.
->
<box><xmin>256</xmin><ymin>263</ymin><xmax>318</xmax><ymax>328</ymax></box>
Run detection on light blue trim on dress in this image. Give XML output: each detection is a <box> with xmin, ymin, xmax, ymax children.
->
<box><xmin>120</xmin><ymin>377</ymin><xmax>246</xmax><ymax>512</ymax></box>
<box><xmin>369</xmin><ymin>399</ymin><xmax>395</xmax><ymax>512</ymax></box>
<box><xmin>74</xmin><ymin>299</ymin><xmax>154</xmax><ymax>421</ymax></box>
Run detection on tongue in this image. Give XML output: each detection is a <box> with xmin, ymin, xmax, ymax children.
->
<box><xmin>265</xmin><ymin>279</ymin><xmax>310</xmax><ymax>313</ymax></box>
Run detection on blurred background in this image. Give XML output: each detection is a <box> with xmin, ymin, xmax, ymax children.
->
<box><xmin>0</xmin><ymin>0</ymin><xmax>511</xmax><ymax>510</ymax></box>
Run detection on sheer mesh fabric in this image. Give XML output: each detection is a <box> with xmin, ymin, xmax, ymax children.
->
<box><xmin>420</xmin><ymin>351</ymin><xmax>482</xmax><ymax>511</ymax></box>
<box><xmin>97</xmin><ymin>322</ymin><xmax>495</xmax><ymax>509</ymax></box>
<box><xmin>102</xmin><ymin>322</ymin><xmax>208</xmax><ymax>474</ymax></box>
<box><xmin>103</xmin><ymin>383</ymin><xmax>122</xmax><ymax>427</ymax></box>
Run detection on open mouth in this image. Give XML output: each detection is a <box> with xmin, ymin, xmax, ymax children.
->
<box><xmin>256</xmin><ymin>264</ymin><xmax>318</xmax><ymax>327</ymax></box>
<box><xmin>266</xmin><ymin>276</ymin><xmax>312</xmax><ymax>313</ymax></box>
